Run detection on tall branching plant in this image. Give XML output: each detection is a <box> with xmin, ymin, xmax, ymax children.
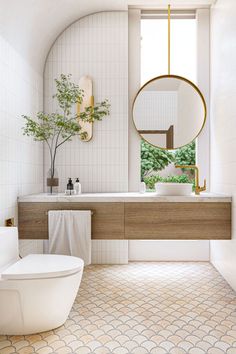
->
<box><xmin>23</xmin><ymin>74</ymin><xmax>110</xmax><ymax>183</ymax></box>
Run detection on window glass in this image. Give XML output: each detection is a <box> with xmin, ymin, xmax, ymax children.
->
<box><xmin>140</xmin><ymin>17</ymin><xmax>197</xmax><ymax>188</ymax></box>
<box><xmin>141</xmin><ymin>18</ymin><xmax>196</xmax><ymax>85</ymax></box>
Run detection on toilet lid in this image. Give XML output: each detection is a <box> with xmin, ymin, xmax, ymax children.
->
<box><xmin>1</xmin><ymin>254</ymin><xmax>84</xmax><ymax>280</ymax></box>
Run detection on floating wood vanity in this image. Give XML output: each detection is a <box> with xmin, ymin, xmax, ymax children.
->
<box><xmin>18</xmin><ymin>193</ymin><xmax>232</xmax><ymax>240</ymax></box>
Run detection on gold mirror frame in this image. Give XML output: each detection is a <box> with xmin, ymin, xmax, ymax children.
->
<box><xmin>132</xmin><ymin>74</ymin><xmax>207</xmax><ymax>150</ymax></box>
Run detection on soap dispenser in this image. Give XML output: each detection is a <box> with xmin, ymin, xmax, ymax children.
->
<box><xmin>74</xmin><ymin>178</ymin><xmax>82</xmax><ymax>194</ymax></box>
<box><xmin>66</xmin><ymin>178</ymin><xmax>74</xmax><ymax>195</ymax></box>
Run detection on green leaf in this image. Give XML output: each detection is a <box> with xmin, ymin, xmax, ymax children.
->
<box><xmin>22</xmin><ymin>73</ymin><xmax>110</xmax><ymax>178</ymax></box>
<box><xmin>141</xmin><ymin>140</ymin><xmax>174</xmax><ymax>179</ymax></box>
<box><xmin>53</xmin><ymin>74</ymin><xmax>84</xmax><ymax>115</ymax></box>
<box><xmin>174</xmin><ymin>141</ymin><xmax>196</xmax><ymax>175</ymax></box>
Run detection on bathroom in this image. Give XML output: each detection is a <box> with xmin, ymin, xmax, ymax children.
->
<box><xmin>0</xmin><ymin>0</ymin><xmax>236</xmax><ymax>353</ymax></box>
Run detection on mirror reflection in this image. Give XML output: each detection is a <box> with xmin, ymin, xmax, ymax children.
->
<box><xmin>133</xmin><ymin>75</ymin><xmax>206</xmax><ymax>149</ymax></box>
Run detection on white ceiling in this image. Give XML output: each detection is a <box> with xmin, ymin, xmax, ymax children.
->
<box><xmin>0</xmin><ymin>0</ymin><xmax>215</xmax><ymax>74</ymax></box>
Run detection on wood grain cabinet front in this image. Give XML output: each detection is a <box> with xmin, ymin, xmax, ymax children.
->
<box><xmin>18</xmin><ymin>201</ymin><xmax>231</xmax><ymax>240</ymax></box>
<box><xmin>124</xmin><ymin>202</ymin><xmax>231</xmax><ymax>240</ymax></box>
<box><xmin>18</xmin><ymin>202</ymin><xmax>124</xmax><ymax>240</ymax></box>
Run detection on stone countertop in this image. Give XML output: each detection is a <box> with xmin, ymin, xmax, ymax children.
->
<box><xmin>18</xmin><ymin>192</ymin><xmax>232</xmax><ymax>203</ymax></box>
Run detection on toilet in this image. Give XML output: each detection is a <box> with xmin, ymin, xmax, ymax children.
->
<box><xmin>0</xmin><ymin>227</ymin><xmax>84</xmax><ymax>335</ymax></box>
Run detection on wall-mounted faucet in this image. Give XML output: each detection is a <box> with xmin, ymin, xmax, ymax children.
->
<box><xmin>175</xmin><ymin>165</ymin><xmax>206</xmax><ymax>195</ymax></box>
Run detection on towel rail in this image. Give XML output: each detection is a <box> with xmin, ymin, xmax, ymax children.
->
<box><xmin>45</xmin><ymin>211</ymin><xmax>94</xmax><ymax>216</ymax></box>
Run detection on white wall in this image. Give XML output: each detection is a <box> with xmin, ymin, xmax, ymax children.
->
<box><xmin>134</xmin><ymin>91</ymin><xmax>178</xmax><ymax>131</ymax></box>
<box><xmin>44</xmin><ymin>11</ymin><xmax>128</xmax><ymax>193</ymax></box>
<box><xmin>134</xmin><ymin>90</ymin><xmax>177</xmax><ymax>147</ymax></box>
<box><xmin>0</xmin><ymin>35</ymin><xmax>43</xmax><ymax>226</ymax></box>
<box><xmin>196</xmin><ymin>9</ymin><xmax>210</xmax><ymax>189</ymax></box>
<box><xmin>129</xmin><ymin>240</ymin><xmax>209</xmax><ymax>261</ymax></box>
<box><xmin>128</xmin><ymin>9</ymin><xmax>141</xmax><ymax>191</ymax></box>
<box><xmin>0</xmin><ymin>1</ymin><xmax>214</xmax><ymax>74</ymax></box>
<box><xmin>176</xmin><ymin>81</ymin><xmax>205</xmax><ymax>147</ymax></box>
<box><xmin>210</xmin><ymin>0</ymin><xmax>236</xmax><ymax>291</ymax></box>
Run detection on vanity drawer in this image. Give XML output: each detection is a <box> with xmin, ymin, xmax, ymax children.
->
<box><xmin>124</xmin><ymin>202</ymin><xmax>231</xmax><ymax>240</ymax></box>
<box><xmin>18</xmin><ymin>202</ymin><xmax>124</xmax><ymax>240</ymax></box>
<box><xmin>18</xmin><ymin>201</ymin><xmax>231</xmax><ymax>240</ymax></box>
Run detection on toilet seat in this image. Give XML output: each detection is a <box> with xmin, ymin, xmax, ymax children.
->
<box><xmin>0</xmin><ymin>228</ymin><xmax>85</xmax><ymax>334</ymax></box>
<box><xmin>1</xmin><ymin>254</ymin><xmax>84</xmax><ymax>280</ymax></box>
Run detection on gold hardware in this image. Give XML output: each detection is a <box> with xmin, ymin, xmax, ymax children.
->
<box><xmin>5</xmin><ymin>218</ymin><xmax>15</xmax><ymax>227</ymax></box>
<box><xmin>168</xmin><ymin>4</ymin><xmax>171</xmax><ymax>75</ymax></box>
<box><xmin>175</xmin><ymin>165</ymin><xmax>206</xmax><ymax>195</ymax></box>
<box><xmin>132</xmin><ymin>74</ymin><xmax>207</xmax><ymax>150</ymax></box>
<box><xmin>77</xmin><ymin>75</ymin><xmax>94</xmax><ymax>142</ymax></box>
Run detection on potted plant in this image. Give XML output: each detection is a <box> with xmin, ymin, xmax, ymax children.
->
<box><xmin>22</xmin><ymin>74</ymin><xmax>110</xmax><ymax>193</ymax></box>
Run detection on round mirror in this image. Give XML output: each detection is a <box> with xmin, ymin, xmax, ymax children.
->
<box><xmin>132</xmin><ymin>75</ymin><xmax>207</xmax><ymax>149</ymax></box>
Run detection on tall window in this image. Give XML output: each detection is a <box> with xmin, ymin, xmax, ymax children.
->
<box><xmin>141</xmin><ymin>15</ymin><xmax>196</xmax><ymax>85</ymax></box>
<box><xmin>140</xmin><ymin>13</ymin><xmax>197</xmax><ymax>188</ymax></box>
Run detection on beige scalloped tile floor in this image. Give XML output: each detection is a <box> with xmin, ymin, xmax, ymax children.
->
<box><xmin>1</xmin><ymin>262</ymin><xmax>236</xmax><ymax>354</ymax></box>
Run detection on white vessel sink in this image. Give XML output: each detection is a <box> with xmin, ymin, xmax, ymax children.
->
<box><xmin>155</xmin><ymin>182</ymin><xmax>193</xmax><ymax>196</ymax></box>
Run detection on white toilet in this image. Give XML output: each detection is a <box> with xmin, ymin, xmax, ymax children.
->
<box><xmin>0</xmin><ymin>227</ymin><xmax>84</xmax><ymax>335</ymax></box>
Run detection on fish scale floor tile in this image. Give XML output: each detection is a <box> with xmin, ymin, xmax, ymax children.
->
<box><xmin>1</xmin><ymin>262</ymin><xmax>236</xmax><ymax>354</ymax></box>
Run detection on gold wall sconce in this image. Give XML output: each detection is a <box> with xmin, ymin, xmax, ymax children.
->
<box><xmin>77</xmin><ymin>75</ymin><xmax>94</xmax><ymax>142</ymax></box>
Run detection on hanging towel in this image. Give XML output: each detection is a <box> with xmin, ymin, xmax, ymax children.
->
<box><xmin>48</xmin><ymin>210</ymin><xmax>91</xmax><ymax>266</ymax></box>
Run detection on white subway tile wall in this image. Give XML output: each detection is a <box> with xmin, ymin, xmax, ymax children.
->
<box><xmin>41</xmin><ymin>239</ymin><xmax>128</xmax><ymax>264</ymax></box>
<box><xmin>92</xmin><ymin>240</ymin><xmax>128</xmax><ymax>264</ymax></box>
<box><xmin>44</xmin><ymin>12</ymin><xmax>128</xmax><ymax>193</ymax></box>
<box><xmin>0</xmin><ymin>36</ymin><xmax>43</xmax><ymax>226</ymax></box>
<box><xmin>129</xmin><ymin>240</ymin><xmax>210</xmax><ymax>261</ymax></box>
<box><xmin>134</xmin><ymin>91</ymin><xmax>178</xmax><ymax>130</ymax></box>
<box><xmin>19</xmin><ymin>240</ymin><xmax>44</xmax><ymax>257</ymax></box>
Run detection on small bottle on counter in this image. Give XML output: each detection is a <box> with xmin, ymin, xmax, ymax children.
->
<box><xmin>74</xmin><ymin>178</ymin><xmax>82</xmax><ymax>194</ymax></box>
<box><xmin>66</xmin><ymin>178</ymin><xmax>74</xmax><ymax>195</ymax></box>
<box><xmin>139</xmin><ymin>181</ymin><xmax>146</xmax><ymax>194</ymax></box>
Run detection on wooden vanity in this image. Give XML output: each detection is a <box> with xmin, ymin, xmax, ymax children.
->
<box><xmin>18</xmin><ymin>193</ymin><xmax>231</xmax><ymax>240</ymax></box>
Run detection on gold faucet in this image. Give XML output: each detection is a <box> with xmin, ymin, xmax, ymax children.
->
<box><xmin>175</xmin><ymin>165</ymin><xmax>206</xmax><ymax>195</ymax></box>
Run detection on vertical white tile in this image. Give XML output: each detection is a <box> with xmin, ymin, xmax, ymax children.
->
<box><xmin>44</xmin><ymin>12</ymin><xmax>129</xmax><ymax>193</ymax></box>
<box><xmin>92</xmin><ymin>240</ymin><xmax>128</xmax><ymax>264</ymax></box>
<box><xmin>0</xmin><ymin>35</ymin><xmax>43</xmax><ymax>226</ymax></box>
<box><xmin>19</xmin><ymin>240</ymin><xmax>44</xmax><ymax>257</ymax></box>
<box><xmin>129</xmin><ymin>240</ymin><xmax>210</xmax><ymax>261</ymax></box>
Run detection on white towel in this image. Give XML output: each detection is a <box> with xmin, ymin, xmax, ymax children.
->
<box><xmin>48</xmin><ymin>210</ymin><xmax>91</xmax><ymax>266</ymax></box>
